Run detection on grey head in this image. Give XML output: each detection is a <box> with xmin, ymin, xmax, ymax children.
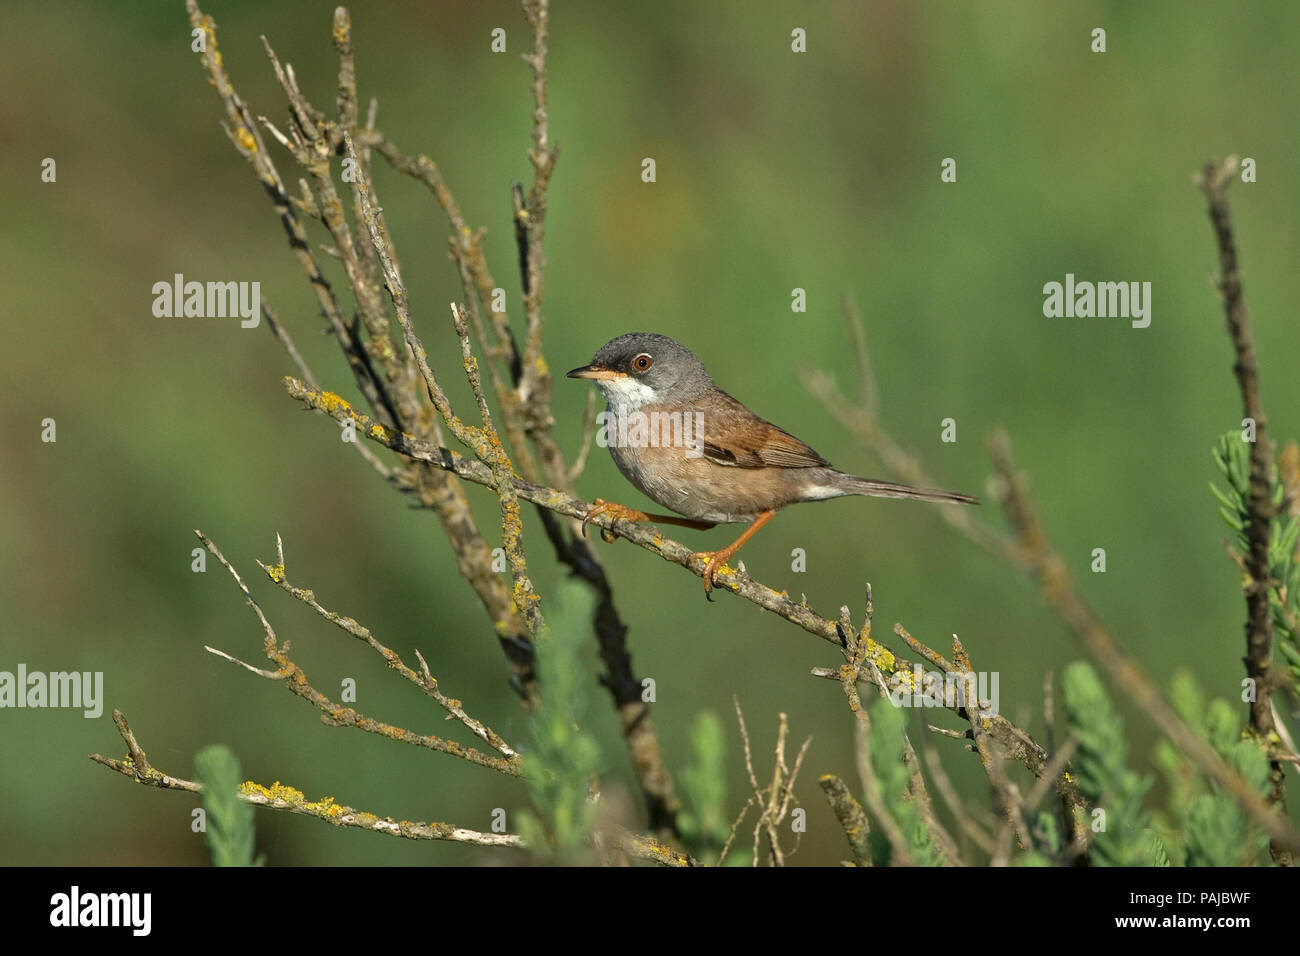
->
<box><xmin>566</xmin><ymin>332</ymin><xmax>714</xmax><ymax>411</ymax></box>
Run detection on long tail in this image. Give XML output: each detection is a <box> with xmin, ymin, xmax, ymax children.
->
<box><xmin>834</xmin><ymin>473</ymin><xmax>979</xmax><ymax>505</ymax></box>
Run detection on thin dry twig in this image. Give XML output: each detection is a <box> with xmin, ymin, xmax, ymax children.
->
<box><xmin>259</xmin><ymin>533</ymin><xmax>517</xmax><ymax>760</ymax></box>
<box><xmin>720</xmin><ymin>701</ymin><xmax>810</xmax><ymax>866</ymax></box>
<box><xmin>1196</xmin><ymin>156</ymin><xmax>1288</xmax><ymax>842</ymax></box>
<box><xmin>196</xmin><ymin>529</ymin><xmax>522</xmax><ymax>776</ymax></box>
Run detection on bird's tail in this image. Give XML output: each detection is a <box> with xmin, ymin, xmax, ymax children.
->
<box><xmin>833</xmin><ymin>473</ymin><xmax>979</xmax><ymax>505</ymax></box>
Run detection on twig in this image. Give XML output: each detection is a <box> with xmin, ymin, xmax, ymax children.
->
<box><xmin>195</xmin><ymin>529</ymin><xmax>522</xmax><ymax>776</ymax></box>
<box><xmin>518</xmin><ymin>0</ymin><xmax>558</xmax><ymax>385</ymax></box>
<box><xmin>832</xmin><ymin>589</ymin><xmax>958</xmax><ymax>863</ymax></box>
<box><xmin>1196</xmin><ymin>155</ymin><xmax>1287</xmax><ymax>840</ymax></box>
<box><xmin>260</xmin><ymin>534</ymin><xmax>517</xmax><ymax>759</ymax></box>
<box><xmin>186</xmin><ymin>0</ymin><xmax>395</xmax><ymax>429</ymax></box>
<box><xmin>944</xmin><ymin>632</ymin><xmax>1032</xmax><ymax>864</ymax></box>
<box><xmin>567</xmin><ymin>389</ymin><xmax>598</xmax><ymax>483</ymax></box>
<box><xmin>818</xmin><ymin>774</ymin><xmax>873</xmax><ymax>865</ymax></box>
<box><xmin>726</xmin><ymin>700</ymin><xmax>810</xmax><ymax>866</ymax></box>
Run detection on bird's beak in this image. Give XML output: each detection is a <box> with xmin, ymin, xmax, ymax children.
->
<box><xmin>566</xmin><ymin>364</ymin><xmax>625</xmax><ymax>381</ymax></box>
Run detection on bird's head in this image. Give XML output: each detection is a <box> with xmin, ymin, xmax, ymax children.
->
<box><xmin>566</xmin><ymin>332</ymin><xmax>713</xmax><ymax>412</ymax></box>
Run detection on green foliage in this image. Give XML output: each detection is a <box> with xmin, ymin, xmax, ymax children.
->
<box><xmin>193</xmin><ymin>745</ymin><xmax>260</xmax><ymax>867</ymax></box>
<box><xmin>1210</xmin><ymin>432</ymin><xmax>1300</xmax><ymax>684</ymax></box>
<box><xmin>516</xmin><ymin>580</ymin><xmax>604</xmax><ymax>862</ymax></box>
<box><xmin>1142</xmin><ymin>828</ymin><xmax>1171</xmax><ymax>867</ymax></box>
<box><xmin>1069</xmin><ymin>663</ymin><xmax>1272</xmax><ymax>867</ymax></box>
<box><xmin>677</xmin><ymin>710</ymin><xmax>734</xmax><ymax>864</ymax></box>
<box><xmin>1152</xmin><ymin>671</ymin><xmax>1205</xmax><ymax>846</ymax></box>
<box><xmin>864</xmin><ymin>697</ymin><xmax>944</xmax><ymax>866</ymax></box>
<box><xmin>1062</xmin><ymin>662</ymin><xmax>1161</xmax><ymax>866</ymax></box>
<box><xmin>1182</xmin><ymin>695</ymin><xmax>1271</xmax><ymax>866</ymax></box>
<box><xmin>1183</xmin><ymin>794</ymin><xmax>1245</xmax><ymax>866</ymax></box>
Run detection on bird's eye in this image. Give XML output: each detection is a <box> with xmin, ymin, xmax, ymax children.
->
<box><xmin>632</xmin><ymin>353</ymin><xmax>653</xmax><ymax>372</ymax></box>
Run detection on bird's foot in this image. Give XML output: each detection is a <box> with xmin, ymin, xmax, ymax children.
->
<box><xmin>691</xmin><ymin>546</ymin><xmax>741</xmax><ymax>601</ymax></box>
<box><xmin>582</xmin><ymin>498</ymin><xmax>649</xmax><ymax>543</ymax></box>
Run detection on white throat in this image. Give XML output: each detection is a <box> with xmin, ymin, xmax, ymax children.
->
<box><xmin>597</xmin><ymin>377</ymin><xmax>658</xmax><ymax>415</ymax></box>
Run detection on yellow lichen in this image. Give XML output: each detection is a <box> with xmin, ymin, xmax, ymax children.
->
<box><xmin>317</xmin><ymin>390</ymin><xmax>355</xmax><ymax>416</ymax></box>
<box><xmin>241</xmin><ymin>780</ymin><xmax>307</xmax><ymax>804</ymax></box>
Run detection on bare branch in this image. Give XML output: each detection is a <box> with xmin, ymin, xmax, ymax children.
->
<box><xmin>195</xmin><ymin>530</ymin><xmax>522</xmax><ymax>776</ymax></box>
<box><xmin>257</xmin><ymin>540</ymin><xmax>518</xmax><ymax>760</ymax></box>
<box><xmin>1196</xmin><ymin>156</ymin><xmax>1287</xmax><ymax>837</ymax></box>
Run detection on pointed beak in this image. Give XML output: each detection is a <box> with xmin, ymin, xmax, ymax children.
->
<box><xmin>566</xmin><ymin>364</ymin><xmax>625</xmax><ymax>381</ymax></box>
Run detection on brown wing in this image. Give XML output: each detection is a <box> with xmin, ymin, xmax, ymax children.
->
<box><xmin>700</xmin><ymin>389</ymin><xmax>830</xmax><ymax>470</ymax></box>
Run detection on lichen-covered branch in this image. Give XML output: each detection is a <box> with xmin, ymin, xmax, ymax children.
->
<box><xmin>90</xmin><ymin>711</ymin><xmax>692</xmax><ymax>864</ymax></box>
<box><xmin>187</xmin><ymin>0</ymin><xmax>537</xmax><ymax>698</ymax></box>
<box><xmin>259</xmin><ymin>533</ymin><xmax>518</xmax><ymax>760</ymax></box>
<box><xmin>817</xmin><ymin>774</ymin><xmax>872</xmax><ymax>866</ymax></box>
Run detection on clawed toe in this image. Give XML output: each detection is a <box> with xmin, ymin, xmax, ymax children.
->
<box><xmin>581</xmin><ymin>498</ymin><xmax>645</xmax><ymax>541</ymax></box>
<box><xmin>581</xmin><ymin>498</ymin><xmax>612</xmax><ymax>539</ymax></box>
<box><xmin>693</xmin><ymin>550</ymin><xmax>732</xmax><ymax>600</ymax></box>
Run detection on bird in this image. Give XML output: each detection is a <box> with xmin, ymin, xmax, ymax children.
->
<box><xmin>567</xmin><ymin>332</ymin><xmax>978</xmax><ymax>598</ymax></box>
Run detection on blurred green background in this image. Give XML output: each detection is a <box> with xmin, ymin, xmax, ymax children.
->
<box><xmin>2</xmin><ymin>0</ymin><xmax>1298</xmax><ymax>865</ymax></box>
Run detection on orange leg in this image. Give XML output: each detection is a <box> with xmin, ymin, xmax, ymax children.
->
<box><xmin>692</xmin><ymin>509</ymin><xmax>776</xmax><ymax>600</ymax></box>
<box><xmin>582</xmin><ymin>498</ymin><xmax>716</xmax><ymax>543</ymax></box>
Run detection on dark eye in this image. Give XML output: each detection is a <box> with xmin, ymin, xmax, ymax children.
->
<box><xmin>632</xmin><ymin>353</ymin><xmax>653</xmax><ymax>372</ymax></box>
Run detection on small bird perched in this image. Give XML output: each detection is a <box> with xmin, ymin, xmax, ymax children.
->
<box><xmin>567</xmin><ymin>332</ymin><xmax>977</xmax><ymax>598</ymax></box>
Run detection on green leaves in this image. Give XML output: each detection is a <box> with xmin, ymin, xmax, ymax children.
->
<box><xmin>678</xmin><ymin>711</ymin><xmax>732</xmax><ymax>864</ymax></box>
<box><xmin>865</xmin><ymin>697</ymin><xmax>944</xmax><ymax>867</ymax></box>
<box><xmin>516</xmin><ymin>580</ymin><xmax>603</xmax><ymax>862</ymax></box>
<box><xmin>194</xmin><ymin>745</ymin><xmax>260</xmax><ymax>867</ymax></box>
<box><xmin>1062</xmin><ymin>662</ymin><xmax>1160</xmax><ymax>866</ymax></box>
